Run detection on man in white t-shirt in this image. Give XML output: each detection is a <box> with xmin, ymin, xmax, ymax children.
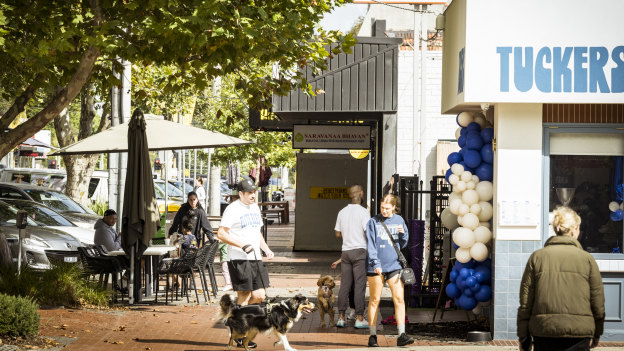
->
<box><xmin>334</xmin><ymin>184</ymin><xmax>371</xmax><ymax>329</ymax></box>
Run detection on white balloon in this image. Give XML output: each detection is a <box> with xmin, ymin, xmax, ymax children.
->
<box><xmin>449</xmin><ymin>192</ymin><xmax>462</xmax><ymax>203</ymax></box>
<box><xmin>449</xmin><ymin>199</ymin><xmax>463</xmax><ymax>215</ymax></box>
<box><xmin>479</xmin><ymin>221</ymin><xmax>491</xmax><ymax>229</ymax></box>
<box><xmin>621</xmin><ymin>202</ymin><xmax>624</xmax><ymax>210</ymax></box>
<box><xmin>461</xmin><ymin>171</ymin><xmax>472</xmax><ymax>182</ymax></box>
<box><xmin>473</xmin><ymin>113</ymin><xmax>486</xmax><ymax>129</ymax></box>
<box><xmin>478</xmin><ymin>201</ymin><xmax>494</xmax><ymax>221</ymax></box>
<box><xmin>451</xmin><ymin>163</ymin><xmax>465</xmax><ymax>175</ymax></box>
<box><xmin>459</xmin><ymin>203</ymin><xmax>470</xmax><ymax>216</ymax></box>
<box><xmin>472</xmin><ymin>305</ymin><xmax>483</xmax><ymax>315</ymax></box>
<box><xmin>457</xmin><ymin>215</ymin><xmax>464</xmax><ymax>226</ymax></box>
<box><xmin>470</xmin><ymin>203</ymin><xmax>482</xmax><ymax>215</ymax></box>
<box><xmin>455</xmin><ymin>127</ymin><xmax>462</xmax><ymax>139</ymax></box>
<box><xmin>472</xmin><ymin>175</ymin><xmax>480</xmax><ymax>183</ymax></box>
<box><xmin>449</xmin><ymin>174</ymin><xmax>459</xmax><ymax>185</ymax></box>
<box><xmin>453</xmin><ymin>227</ymin><xmax>475</xmax><ymax>248</ymax></box>
<box><xmin>456</xmin><ymin>247</ymin><xmax>472</xmax><ymax>263</ymax></box>
<box><xmin>474</xmin><ymin>226</ymin><xmax>492</xmax><ymax>244</ymax></box>
<box><xmin>466</xmin><ymin>180</ymin><xmax>476</xmax><ymax>190</ymax></box>
<box><xmin>457</xmin><ymin>111</ymin><xmax>474</xmax><ymax>127</ymax></box>
<box><xmin>462</xmin><ymin>189</ymin><xmax>479</xmax><ymax>205</ymax></box>
<box><xmin>462</xmin><ymin>213</ymin><xmax>480</xmax><ymax>230</ymax></box>
<box><xmin>455</xmin><ymin>180</ymin><xmax>467</xmax><ymax>192</ymax></box>
<box><xmin>476</xmin><ymin>181</ymin><xmax>494</xmax><ymax>202</ymax></box>
<box><xmin>609</xmin><ymin>201</ymin><xmax>620</xmax><ymax>212</ymax></box>
<box><xmin>440</xmin><ymin>208</ymin><xmax>459</xmax><ymax>231</ymax></box>
<box><xmin>470</xmin><ymin>242</ymin><xmax>489</xmax><ymax>261</ymax></box>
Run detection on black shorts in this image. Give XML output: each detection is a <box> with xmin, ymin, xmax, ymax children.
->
<box><xmin>227</xmin><ymin>260</ymin><xmax>270</xmax><ymax>292</ymax></box>
<box><xmin>367</xmin><ymin>269</ymin><xmax>401</xmax><ymax>281</ymax></box>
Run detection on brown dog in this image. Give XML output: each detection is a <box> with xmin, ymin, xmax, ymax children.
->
<box><xmin>316</xmin><ymin>275</ymin><xmax>336</xmax><ymax>327</ymax></box>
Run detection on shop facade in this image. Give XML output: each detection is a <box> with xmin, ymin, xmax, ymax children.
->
<box><xmin>441</xmin><ymin>0</ymin><xmax>624</xmax><ymax>341</ymax></box>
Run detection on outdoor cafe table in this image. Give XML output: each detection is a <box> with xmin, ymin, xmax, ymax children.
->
<box><xmin>107</xmin><ymin>245</ymin><xmax>176</xmax><ymax>300</ymax></box>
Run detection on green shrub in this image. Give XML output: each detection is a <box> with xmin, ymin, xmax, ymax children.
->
<box><xmin>0</xmin><ymin>293</ymin><xmax>40</xmax><ymax>337</ymax></box>
<box><xmin>0</xmin><ymin>266</ymin><xmax>40</xmax><ymax>298</ymax></box>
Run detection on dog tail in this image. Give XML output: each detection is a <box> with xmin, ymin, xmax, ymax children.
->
<box><xmin>219</xmin><ymin>294</ymin><xmax>235</xmax><ymax>322</ymax></box>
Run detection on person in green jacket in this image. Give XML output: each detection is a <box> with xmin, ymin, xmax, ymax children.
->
<box><xmin>517</xmin><ymin>206</ymin><xmax>605</xmax><ymax>351</ymax></box>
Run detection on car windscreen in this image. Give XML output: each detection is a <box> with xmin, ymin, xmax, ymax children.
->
<box><xmin>0</xmin><ymin>202</ymin><xmax>38</xmax><ymax>227</ymax></box>
<box><xmin>155</xmin><ymin>181</ymin><xmax>183</xmax><ymax>197</ymax></box>
<box><xmin>24</xmin><ymin>189</ymin><xmax>87</xmax><ymax>214</ymax></box>
<box><xmin>10</xmin><ymin>202</ymin><xmax>74</xmax><ymax>226</ymax></box>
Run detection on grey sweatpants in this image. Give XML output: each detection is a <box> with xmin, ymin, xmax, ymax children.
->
<box><xmin>338</xmin><ymin>248</ymin><xmax>367</xmax><ymax>316</ymax></box>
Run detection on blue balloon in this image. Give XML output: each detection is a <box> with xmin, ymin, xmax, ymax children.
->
<box><xmin>464</xmin><ymin>150</ymin><xmax>482</xmax><ymax>168</ymax></box>
<box><xmin>458</xmin><ymin>162</ymin><xmax>474</xmax><ymax>174</ymax></box>
<box><xmin>460</xmin><ymin>127</ymin><xmax>468</xmax><ymax>136</ymax></box>
<box><xmin>445</xmin><ymin>168</ymin><xmax>453</xmax><ymax>183</ymax></box>
<box><xmin>480</xmin><ymin>144</ymin><xmax>494</xmax><ymax>164</ymax></box>
<box><xmin>463</xmin><ymin>259</ymin><xmax>476</xmax><ymax>269</ymax></box>
<box><xmin>459</xmin><ymin>268</ymin><xmax>471</xmax><ymax>279</ymax></box>
<box><xmin>452</xmin><ymin>242</ymin><xmax>459</xmax><ymax>250</ymax></box>
<box><xmin>481</xmin><ymin>128</ymin><xmax>494</xmax><ymax>143</ymax></box>
<box><xmin>459</xmin><ymin>295</ymin><xmax>478</xmax><ymax>310</ymax></box>
<box><xmin>471</xmin><ymin>282</ymin><xmax>481</xmax><ymax>292</ymax></box>
<box><xmin>476</xmin><ymin>163</ymin><xmax>494</xmax><ymax>182</ymax></box>
<box><xmin>610</xmin><ymin>209</ymin><xmax>623</xmax><ymax>222</ymax></box>
<box><xmin>474</xmin><ymin>266</ymin><xmax>491</xmax><ymax>284</ymax></box>
<box><xmin>447</xmin><ymin>152</ymin><xmax>463</xmax><ymax>166</ymax></box>
<box><xmin>454</xmin><ymin>262</ymin><xmax>465</xmax><ymax>270</ymax></box>
<box><xmin>446</xmin><ymin>283</ymin><xmax>461</xmax><ymax>298</ymax></box>
<box><xmin>450</xmin><ymin>270</ymin><xmax>458</xmax><ymax>282</ymax></box>
<box><xmin>456</xmin><ymin>276</ymin><xmax>466</xmax><ymax>290</ymax></box>
<box><xmin>458</xmin><ymin>134</ymin><xmax>467</xmax><ymax>148</ymax></box>
<box><xmin>466</xmin><ymin>122</ymin><xmax>481</xmax><ymax>133</ymax></box>
<box><xmin>466</xmin><ymin>132</ymin><xmax>484</xmax><ymax>150</ymax></box>
<box><xmin>476</xmin><ymin>258</ymin><xmax>492</xmax><ymax>268</ymax></box>
<box><xmin>475</xmin><ymin>285</ymin><xmax>492</xmax><ymax>302</ymax></box>
<box><xmin>463</xmin><ymin>288</ymin><xmax>474</xmax><ymax>297</ymax></box>
<box><xmin>468</xmin><ymin>269</ymin><xmax>475</xmax><ymax>276</ymax></box>
<box><xmin>465</xmin><ymin>276</ymin><xmax>477</xmax><ymax>288</ymax></box>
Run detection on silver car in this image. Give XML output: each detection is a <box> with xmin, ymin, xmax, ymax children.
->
<box><xmin>0</xmin><ymin>200</ymin><xmax>81</xmax><ymax>269</ymax></box>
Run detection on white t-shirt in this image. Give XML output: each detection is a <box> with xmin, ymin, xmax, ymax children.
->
<box><xmin>221</xmin><ymin>199</ymin><xmax>263</xmax><ymax>260</ymax></box>
<box><xmin>334</xmin><ymin>204</ymin><xmax>370</xmax><ymax>251</ymax></box>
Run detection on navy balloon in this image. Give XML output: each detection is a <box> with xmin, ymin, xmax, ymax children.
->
<box><xmin>458</xmin><ymin>134</ymin><xmax>467</xmax><ymax>148</ymax></box>
<box><xmin>465</xmin><ymin>132</ymin><xmax>484</xmax><ymax>150</ymax></box>
<box><xmin>450</xmin><ymin>270</ymin><xmax>458</xmax><ymax>282</ymax></box>
<box><xmin>480</xmin><ymin>144</ymin><xmax>493</xmax><ymax>164</ymax></box>
<box><xmin>476</xmin><ymin>163</ymin><xmax>494</xmax><ymax>182</ymax></box>
<box><xmin>475</xmin><ymin>285</ymin><xmax>492</xmax><ymax>302</ymax></box>
<box><xmin>459</xmin><ymin>295</ymin><xmax>478</xmax><ymax>310</ymax></box>
<box><xmin>610</xmin><ymin>209</ymin><xmax>623</xmax><ymax>222</ymax></box>
<box><xmin>452</xmin><ymin>242</ymin><xmax>459</xmax><ymax>250</ymax></box>
<box><xmin>454</xmin><ymin>261</ymin><xmax>465</xmax><ymax>270</ymax></box>
<box><xmin>456</xmin><ymin>276</ymin><xmax>466</xmax><ymax>290</ymax></box>
<box><xmin>463</xmin><ymin>288</ymin><xmax>474</xmax><ymax>297</ymax></box>
<box><xmin>446</xmin><ymin>283</ymin><xmax>461</xmax><ymax>298</ymax></box>
<box><xmin>464</xmin><ymin>150</ymin><xmax>482</xmax><ymax>169</ymax></box>
<box><xmin>464</xmin><ymin>259</ymin><xmax>476</xmax><ymax>269</ymax></box>
<box><xmin>445</xmin><ymin>168</ymin><xmax>453</xmax><ymax>183</ymax></box>
<box><xmin>474</xmin><ymin>266</ymin><xmax>491</xmax><ymax>284</ymax></box>
<box><xmin>471</xmin><ymin>282</ymin><xmax>481</xmax><ymax>292</ymax></box>
<box><xmin>481</xmin><ymin>128</ymin><xmax>494</xmax><ymax>144</ymax></box>
<box><xmin>448</xmin><ymin>152</ymin><xmax>463</xmax><ymax>166</ymax></box>
<box><xmin>465</xmin><ymin>276</ymin><xmax>477</xmax><ymax>288</ymax></box>
<box><xmin>459</xmin><ymin>268</ymin><xmax>470</xmax><ymax>279</ymax></box>
<box><xmin>466</xmin><ymin>122</ymin><xmax>481</xmax><ymax>133</ymax></box>
<box><xmin>460</xmin><ymin>127</ymin><xmax>468</xmax><ymax>136</ymax></box>
<box><xmin>476</xmin><ymin>258</ymin><xmax>492</xmax><ymax>268</ymax></box>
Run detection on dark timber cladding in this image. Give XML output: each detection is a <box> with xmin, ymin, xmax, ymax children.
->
<box><xmin>272</xmin><ymin>36</ymin><xmax>402</xmax><ymax>120</ymax></box>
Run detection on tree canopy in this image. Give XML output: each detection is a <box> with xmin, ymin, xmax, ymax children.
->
<box><xmin>0</xmin><ymin>0</ymin><xmax>354</xmax><ymax>158</ymax></box>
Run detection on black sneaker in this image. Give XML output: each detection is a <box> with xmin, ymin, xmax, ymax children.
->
<box><xmin>368</xmin><ymin>335</ymin><xmax>379</xmax><ymax>347</ymax></box>
<box><xmin>397</xmin><ymin>333</ymin><xmax>414</xmax><ymax>347</ymax></box>
<box><xmin>235</xmin><ymin>338</ymin><xmax>257</xmax><ymax>349</ymax></box>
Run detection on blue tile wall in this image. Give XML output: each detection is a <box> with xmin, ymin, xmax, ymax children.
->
<box><xmin>492</xmin><ymin>240</ymin><xmax>542</xmax><ymax>340</ymax></box>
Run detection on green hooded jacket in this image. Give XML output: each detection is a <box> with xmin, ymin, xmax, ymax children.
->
<box><xmin>517</xmin><ymin>235</ymin><xmax>605</xmax><ymax>339</ymax></box>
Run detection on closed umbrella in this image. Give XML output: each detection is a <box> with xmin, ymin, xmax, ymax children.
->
<box><xmin>121</xmin><ymin>109</ymin><xmax>160</xmax><ymax>303</ymax></box>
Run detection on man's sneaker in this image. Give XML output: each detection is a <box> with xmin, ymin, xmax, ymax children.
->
<box><xmin>397</xmin><ymin>333</ymin><xmax>414</xmax><ymax>347</ymax></box>
<box><xmin>336</xmin><ymin>318</ymin><xmax>345</xmax><ymax>328</ymax></box>
<box><xmin>354</xmin><ymin>319</ymin><xmax>369</xmax><ymax>329</ymax></box>
<box><xmin>346</xmin><ymin>308</ymin><xmax>356</xmax><ymax>320</ymax></box>
<box><xmin>223</xmin><ymin>285</ymin><xmax>233</xmax><ymax>291</ymax></box>
<box><xmin>235</xmin><ymin>338</ymin><xmax>257</xmax><ymax>349</ymax></box>
<box><xmin>368</xmin><ymin>335</ymin><xmax>379</xmax><ymax>347</ymax></box>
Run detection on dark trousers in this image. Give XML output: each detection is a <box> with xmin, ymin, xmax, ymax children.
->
<box><xmin>533</xmin><ymin>337</ymin><xmax>591</xmax><ymax>351</ymax></box>
<box><xmin>338</xmin><ymin>248</ymin><xmax>367</xmax><ymax>315</ymax></box>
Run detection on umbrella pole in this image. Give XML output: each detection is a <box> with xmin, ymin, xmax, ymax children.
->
<box><xmin>129</xmin><ymin>247</ymin><xmax>134</xmax><ymax>304</ymax></box>
<box><xmin>165</xmin><ymin>151</ymin><xmax>169</xmax><ymax>226</ymax></box>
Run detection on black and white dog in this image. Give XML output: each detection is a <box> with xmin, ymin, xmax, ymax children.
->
<box><xmin>219</xmin><ymin>294</ymin><xmax>315</xmax><ymax>351</ymax></box>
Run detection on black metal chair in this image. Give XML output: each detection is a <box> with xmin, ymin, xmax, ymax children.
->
<box><xmin>203</xmin><ymin>241</ymin><xmax>221</xmax><ymax>297</ymax></box>
<box><xmin>155</xmin><ymin>248</ymin><xmax>199</xmax><ymax>305</ymax></box>
<box><xmin>77</xmin><ymin>246</ymin><xmax>126</xmax><ymax>302</ymax></box>
<box><xmin>193</xmin><ymin>241</ymin><xmax>219</xmax><ymax>302</ymax></box>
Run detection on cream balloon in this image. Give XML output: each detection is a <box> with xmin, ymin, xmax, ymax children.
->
<box><xmin>449</xmin><ymin>192</ymin><xmax>462</xmax><ymax>203</ymax></box>
<box><xmin>455</xmin><ymin>127</ymin><xmax>462</xmax><ymax>139</ymax></box>
<box><xmin>455</xmin><ymin>180</ymin><xmax>467</xmax><ymax>192</ymax></box>
<box><xmin>472</xmin><ymin>305</ymin><xmax>483</xmax><ymax>315</ymax></box>
<box><xmin>462</xmin><ymin>190</ymin><xmax>479</xmax><ymax>206</ymax></box>
<box><xmin>476</xmin><ymin>181</ymin><xmax>493</xmax><ymax>202</ymax></box>
<box><xmin>453</xmin><ymin>227</ymin><xmax>475</xmax><ymax>248</ymax></box>
<box><xmin>472</xmin><ymin>175</ymin><xmax>480</xmax><ymax>183</ymax></box>
<box><xmin>459</xmin><ymin>203</ymin><xmax>470</xmax><ymax>216</ymax></box>
<box><xmin>449</xmin><ymin>199</ymin><xmax>463</xmax><ymax>215</ymax></box>
<box><xmin>478</xmin><ymin>201</ymin><xmax>494</xmax><ymax>221</ymax></box>
<box><xmin>451</xmin><ymin>163</ymin><xmax>465</xmax><ymax>175</ymax></box>
<box><xmin>461</xmin><ymin>171</ymin><xmax>472</xmax><ymax>182</ymax></box>
<box><xmin>440</xmin><ymin>208</ymin><xmax>460</xmax><ymax>231</ymax></box>
<box><xmin>473</xmin><ymin>114</ymin><xmax>486</xmax><ymax>129</ymax></box>
<box><xmin>449</xmin><ymin>174</ymin><xmax>459</xmax><ymax>185</ymax></box>
<box><xmin>462</xmin><ymin>213</ymin><xmax>480</xmax><ymax>230</ymax></box>
<box><xmin>455</xmin><ymin>247</ymin><xmax>472</xmax><ymax>263</ymax></box>
<box><xmin>479</xmin><ymin>221</ymin><xmax>491</xmax><ymax>229</ymax></box>
<box><xmin>609</xmin><ymin>201</ymin><xmax>620</xmax><ymax>212</ymax></box>
<box><xmin>470</xmin><ymin>203</ymin><xmax>482</xmax><ymax>215</ymax></box>
<box><xmin>466</xmin><ymin>180</ymin><xmax>476</xmax><ymax>190</ymax></box>
<box><xmin>457</xmin><ymin>111</ymin><xmax>474</xmax><ymax>127</ymax></box>
<box><xmin>470</xmin><ymin>242</ymin><xmax>489</xmax><ymax>261</ymax></box>
<box><xmin>474</xmin><ymin>226</ymin><xmax>492</xmax><ymax>244</ymax></box>
<box><xmin>457</xmin><ymin>215</ymin><xmax>464</xmax><ymax>226</ymax></box>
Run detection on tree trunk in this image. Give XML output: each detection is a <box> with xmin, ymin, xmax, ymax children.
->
<box><xmin>0</xmin><ymin>84</ymin><xmax>37</xmax><ymax>133</ymax></box>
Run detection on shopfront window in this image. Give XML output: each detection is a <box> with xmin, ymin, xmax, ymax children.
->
<box><xmin>548</xmin><ymin>132</ymin><xmax>624</xmax><ymax>254</ymax></box>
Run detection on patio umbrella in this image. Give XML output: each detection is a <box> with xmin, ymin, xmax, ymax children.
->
<box><xmin>121</xmin><ymin>109</ymin><xmax>161</xmax><ymax>303</ymax></box>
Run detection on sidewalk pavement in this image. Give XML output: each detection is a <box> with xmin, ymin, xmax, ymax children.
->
<box><xmin>35</xmin><ymin>212</ymin><xmax>624</xmax><ymax>350</ymax></box>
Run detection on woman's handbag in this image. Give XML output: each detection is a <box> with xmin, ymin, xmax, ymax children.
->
<box><xmin>379</xmin><ymin>218</ymin><xmax>416</xmax><ymax>285</ymax></box>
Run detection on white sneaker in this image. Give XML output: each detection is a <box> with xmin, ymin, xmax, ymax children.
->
<box><xmin>346</xmin><ymin>309</ymin><xmax>356</xmax><ymax>320</ymax></box>
<box><xmin>223</xmin><ymin>285</ymin><xmax>233</xmax><ymax>291</ymax></box>
<box><xmin>354</xmin><ymin>319</ymin><xmax>369</xmax><ymax>329</ymax></box>
<box><xmin>336</xmin><ymin>318</ymin><xmax>345</xmax><ymax>328</ymax></box>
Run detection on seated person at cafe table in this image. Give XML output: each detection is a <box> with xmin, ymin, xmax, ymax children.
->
<box><xmin>168</xmin><ymin>191</ymin><xmax>215</xmax><ymax>245</ymax></box>
<box><xmin>94</xmin><ymin>209</ymin><xmax>122</xmax><ymax>251</ymax></box>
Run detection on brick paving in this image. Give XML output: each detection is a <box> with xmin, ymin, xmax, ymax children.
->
<box><xmin>35</xmin><ymin>212</ymin><xmax>624</xmax><ymax>350</ymax></box>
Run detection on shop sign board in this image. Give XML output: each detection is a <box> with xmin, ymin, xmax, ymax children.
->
<box><xmin>441</xmin><ymin>0</ymin><xmax>624</xmax><ymax>113</ymax></box>
<box><xmin>309</xmin><ymin>187</ymin><xmax>350</xmax><ymax>200</ymax></box>
<box><xmin>292</xmin><ymin>125</ymin><xmax>371</xmax><ymax>150</ymax></box>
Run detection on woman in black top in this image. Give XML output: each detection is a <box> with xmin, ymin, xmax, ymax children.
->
<box><xmin>168</xmin><ymin>191</ymin><xmax>214</xmax><ymax>245</ymax></box>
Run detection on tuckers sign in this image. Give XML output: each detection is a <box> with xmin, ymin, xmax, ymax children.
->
<box><xmin>292</xmin><ymin>125</ymin><xmax>371</xmax><ymax>150</ymax></box>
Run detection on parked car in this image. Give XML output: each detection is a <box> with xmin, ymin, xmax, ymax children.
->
<box><xmin>154</xmin><ymin>179</ymin><xmax>184</xmax><ymax>200</ymax></box>
<box><xmin>169</xmin><ymin>180</ymin><xmax>194</xmax><ymax>196</ymax></box>
<box><xmin>0</xmin><ymin>182</ymin><xmax>100</xmax><ymax>229</ymax></box>
<box><xmin>3</xmin><ymin>199</ymin><xmax>95</xmax><ymax>246</ymax></box>
<box><xmin>0</xmin><ymin>200</ymin><xmax>81</xmax><ymax>269</ymax></box>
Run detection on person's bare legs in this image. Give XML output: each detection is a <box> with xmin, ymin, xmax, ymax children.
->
<box><xmin>386</xmin><ymin>274</ymin><xmax>405</xmax><ymax>328</ymax></box>
<box><xmin>367</xmin><ymin>275</ymin><xmax>384</xmax><ymax>328</ymax></box>
<box><xmin>249</xmin><ymin>288</ymin><xmax>266</xmax><ymax>304</ymax></box>
<box><xmin>237</xmin><ymin>291</ymin><xmax>251</xmax><ymax>305</ymax></box>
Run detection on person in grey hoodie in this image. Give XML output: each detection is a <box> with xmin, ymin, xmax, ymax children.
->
<box><xmin>94</xmin><ymin>209</ymin><xmax>122</xmax><ymax>251</ymax></box>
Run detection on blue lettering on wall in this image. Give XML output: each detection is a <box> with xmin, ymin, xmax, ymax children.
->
<box><xmin>496</xmin><ymin>45</ymin><xmax>623</xmax><ymax>94</ymax></box>
<box><xmin>458</xmin><ymin>47</ymin><xmax>465</xmax><ymax>94</ymax></box>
